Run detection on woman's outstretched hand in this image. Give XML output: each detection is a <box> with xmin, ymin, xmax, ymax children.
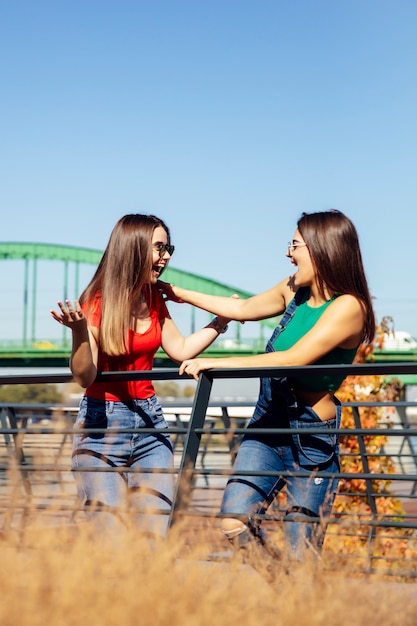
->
<box><xmin>50</xmin><ymin>300</ymin><xmax>86</xmax><ymax>329</ymax></box>
<box><xmin>157</xmin><ymin>281</ymin><xmax>184</xmax><ymax>303</ymax></box>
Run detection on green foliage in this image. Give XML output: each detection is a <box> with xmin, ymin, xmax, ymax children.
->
<box><xmin>0</xmin><ymin>384</ymin><xmax>63</xmax><ymax>404</ymax></box>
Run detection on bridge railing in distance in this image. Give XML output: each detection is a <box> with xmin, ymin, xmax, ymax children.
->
<box><xmin>1</xmin><ymin>338</ymin><xmax>417</xmax><ymax>369</ymax></box>
<box><xmin>1</xmin><ymin>362</ymin><xmax>417</xmax><ymax>578</ymax></box>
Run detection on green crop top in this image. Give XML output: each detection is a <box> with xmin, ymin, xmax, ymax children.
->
<box><xmin>273</xmin><ymin>290</ymin><xmax>358</xmax><ymax>392</ymax></box>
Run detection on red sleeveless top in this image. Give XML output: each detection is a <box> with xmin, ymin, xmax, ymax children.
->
<box><xmin>82</xmin><ymin>285</ymin><xmax>169</xmax><ymax>401</ymax></box>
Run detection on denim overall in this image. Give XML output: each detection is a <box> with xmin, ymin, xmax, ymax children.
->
<box><xmin>220</xmin><ymin>287</ymin><xmax>341</xmax><ymax>556</ymax></box>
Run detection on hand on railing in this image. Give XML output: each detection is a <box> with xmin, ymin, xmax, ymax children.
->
<box><xmin>180</xmin><ymin>357</ymin><xmax>220</xmax><ymax>381</ymax></box>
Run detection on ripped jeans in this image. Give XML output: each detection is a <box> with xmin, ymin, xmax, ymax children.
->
<box><xmin>71</xmin><ymin>395</ymin><xmax>174</xmax><ymax>537</ymax></box>
<box><xmin>220</xmin><ymin>378</ymin><xmax>341</xmax><ymax>557</ymax></box>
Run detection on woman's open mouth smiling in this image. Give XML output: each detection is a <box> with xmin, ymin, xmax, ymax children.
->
<box><xmin>152</xmin><ymin>264</ymin><xmax>166</xmax><ymax>278</ymax></box>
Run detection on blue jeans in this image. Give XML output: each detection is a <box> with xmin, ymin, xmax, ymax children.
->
<box><xmin>220</xmin><ymin>378</ymin><xmax>341</xmax><ymax>556</ymax></box>
<box><xmin>72</xmin><ymin>395</ymin><xmax>174</xmax><ymax>537</ymax></box>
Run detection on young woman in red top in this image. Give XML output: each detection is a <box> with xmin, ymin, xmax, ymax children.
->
<box><xmin>50</xmin><ymin>214</ymin><xmax>229</xmax><ymax>538</ymax></box>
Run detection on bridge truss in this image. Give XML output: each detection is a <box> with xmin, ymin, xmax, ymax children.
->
<box><xmin>0</xmin><ymin>242</ymin><xmax>276</xmax><ymax>366</ymax></box>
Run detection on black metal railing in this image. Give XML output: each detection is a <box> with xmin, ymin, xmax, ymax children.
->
<box><xmin>1</xmin><ymin>362</ymin><xmax>417</xmax><ymax>577</ymax></box>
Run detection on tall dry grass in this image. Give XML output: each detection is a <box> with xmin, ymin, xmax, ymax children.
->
<box><xmin>1</xmin><ymin>512</ymin><xmax>416</xmax><ymax>626</ymax></box>
<box><xmin>2</xmin><ymin>402</ymin><xmax>417</xmax><ymax>625</ymax></box>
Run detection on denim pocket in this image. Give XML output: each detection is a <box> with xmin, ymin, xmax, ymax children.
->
<box><xmin>292</xmin><ymin>409</ymin><xmax>337</xmax><ymax>469</ymax></box>
<box><xmin>141</xmin><ymin>398</ymin><xmax>167</xmax><ymax>430</ymax></box>
<box><xmin>79</xmin><ymin>402</ymin><xmax>108</xmax><ymax>439</ymax></box>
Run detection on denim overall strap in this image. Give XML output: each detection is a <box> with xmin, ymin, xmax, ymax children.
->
<box><xmin>252</xmin><ymin>287</ymin><xmax>309</xmax><ymax>422</ymax></box>
<box><xmin>265</xmin><ymin>287</ymin><xmax>309</xmax><ymax>354</ymax></box>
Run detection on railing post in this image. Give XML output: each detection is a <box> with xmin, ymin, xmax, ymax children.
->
<box><xmin>167</xmin><ymin>372</ymin><xmax>213</xmax><ymax>529</ymax></box>
<box><xmin>351</xmin><ymin>405</ymin><xmax>378</xmax><ymax>569</ymax></box>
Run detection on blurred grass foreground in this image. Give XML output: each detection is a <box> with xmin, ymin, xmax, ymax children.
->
<box><xmin>1</xmin><ymin>514</ymin><xmax>417</xmax><ymax>626</ymax></box>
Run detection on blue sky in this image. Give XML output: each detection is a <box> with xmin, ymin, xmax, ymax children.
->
<box><xmin>1</xmin><ymin>0</ymin><xmax>416</xmax><ymax>341</ymax></box>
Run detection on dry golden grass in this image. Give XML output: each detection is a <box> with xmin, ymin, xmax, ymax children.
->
<box><xmin>1</xmin><ymin>513</ymin><xmax>417</xmax><ymax>626</ymax></box>
<box><xmin>2</xmin><ymin>398</ymin><xmax>417</xmax><ymax>626</ymax></box>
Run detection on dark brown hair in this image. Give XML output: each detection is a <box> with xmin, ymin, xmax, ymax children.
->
<box><xmin>298</xmin><ymin>209</ymin><xmax>375</xmax><ymax>342</ymax></box>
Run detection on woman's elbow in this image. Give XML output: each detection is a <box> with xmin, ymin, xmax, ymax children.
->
<box><xmin>72</xmin><ymin>374</ymin><xmax>95</xmax><ymax>388</ymax></box>
<box><xmin>70</xmin><ymin>364</ymin><xmax>96</xmax><ymax>388</ymax></box>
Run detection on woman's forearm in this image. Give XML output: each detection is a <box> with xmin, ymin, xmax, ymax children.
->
<box><xmin>164</xmin><ymin>281</ymin><xmax>286</xmax><ymax>322</ymax></box>
<box><xmin>170</xmin><ymin>285</ymin><xmax>247</xmax><ymax>320</ymax></box>
<box><xmin>69</xmin><ymin>329</ymin><xmax>97</xmax><ymax>388</ymax></box>
<box><xmin>162</xmin><ymin>316</ymin><xmax>230</xmax><ymax>362</ymax></box>
<box><xmin>178</xmin><ymin>351</ymin><xmax>288</xmax><ymax>380</ymax></box>
<box><xmin>179</xmin><ymin>319</ymin><xmax>230</xmax><ymax>360</ymax></box>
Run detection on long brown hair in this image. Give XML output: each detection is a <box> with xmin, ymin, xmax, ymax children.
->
<box><xmin>80</xmin><ymin>214</ymin><xmax>171</xmax><ymax>355</ymax></box>
<box><xmin>298</xmin><ymin>209</ymin><xmax>376</xmax><ymax>343</ymax></box>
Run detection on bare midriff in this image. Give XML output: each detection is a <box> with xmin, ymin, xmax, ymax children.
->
<box><xmin>293</xmin><ymin>388</ymin><xmax>338</xmax><ymax>422</ymax></box>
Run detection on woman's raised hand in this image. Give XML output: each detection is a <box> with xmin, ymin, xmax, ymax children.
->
<box><xmin>50</xmin><ymin>300</ymin><xmax>86</xmax><ymax>329</ymax></box>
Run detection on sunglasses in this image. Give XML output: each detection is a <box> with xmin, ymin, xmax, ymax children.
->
<box><xmin>153</xmin><ymin>243</ymin><xmax>175</xmax><ymax>257</ymax></box>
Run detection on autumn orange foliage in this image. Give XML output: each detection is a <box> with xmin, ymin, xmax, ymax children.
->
<box><xmin>323</xmin><ymin>318</ymin><xmax>417</xmax><ymax>572</ymax></box>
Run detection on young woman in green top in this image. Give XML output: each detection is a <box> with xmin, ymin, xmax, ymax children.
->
<box><xmin>159</xmin><ymin>209</ymin><xmax>375</xmax><ymax>578</ymax></box>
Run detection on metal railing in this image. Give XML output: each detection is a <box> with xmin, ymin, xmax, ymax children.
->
<box><xmin>1</xmin><ymin>362</ymin><xmax>417</xmax><ymax>577</ymax></box>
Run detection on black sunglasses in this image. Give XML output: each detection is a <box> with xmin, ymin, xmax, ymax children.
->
<box><xmin>153</xmin><ymin>243</ymin><xmax>175</xmax><ymax>257</ymax></box>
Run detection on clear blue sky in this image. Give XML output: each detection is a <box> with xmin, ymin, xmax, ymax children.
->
<box><xmin>1</xmin><ymin>0</ymin><xmax>416</xmax><ymax>341</ymax></box>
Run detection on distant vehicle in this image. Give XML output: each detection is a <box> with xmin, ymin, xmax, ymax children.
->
<box><xmin>32</xmin><ymin>340</ymin><xmax>58</xmax><ymax>350</ymax></box>
<box><xmin>380</xmin><ymin>331</ymin><xmax>417</xmax><ymax>351</ymax></box>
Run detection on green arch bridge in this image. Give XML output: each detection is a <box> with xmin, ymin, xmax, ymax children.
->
<box><xmin>0</xmin><ymin>242</ymin><xmax>416</xmax><ymax>372</ymax></box>
<box><xmin>0</xmin><ymin>242</ymin><xmax>275</xmax><ymax>367</ymax></box>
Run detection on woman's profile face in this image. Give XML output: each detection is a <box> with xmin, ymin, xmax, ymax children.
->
<box><xmin>287</xmin><ymin>229</ymin><xmax>316</xmax><ymax>287</ymax></box>
<box><xmin>150</xmin><ymin>226</ymin><xmax>173</xmax><ymax>282</ymax></box>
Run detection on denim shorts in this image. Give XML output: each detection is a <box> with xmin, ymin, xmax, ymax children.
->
<box><xmin>71</xmin><ymin>395</ymin><xmax>174</xmax><ymax>536</ymax></box>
